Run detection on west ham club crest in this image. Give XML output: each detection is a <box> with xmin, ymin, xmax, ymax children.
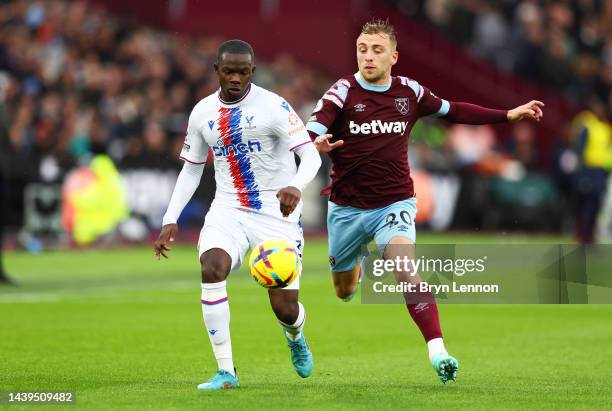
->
<box><xmin>395</xmin><ymin>98</ymin><xmax>409</xmax><ymax>115</ymax></box>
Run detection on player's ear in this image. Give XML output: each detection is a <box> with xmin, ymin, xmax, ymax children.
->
<box><xmin>251</xmin><ymin>65</ymin><xmax>256</xmax><ymax>75</ymax></box>
<box><xmin>213</xmin><ymin>62</ymin><xmax>220</xmax><ymax>73</ymax></box>
<box><xmin>391</xmin><ymin>50</ymin><xmax>398</xmax><ymax>66</ymax></box>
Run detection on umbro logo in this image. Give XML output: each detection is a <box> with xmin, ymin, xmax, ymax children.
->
<box><xmin>209</xmin><ymin>329</ymin><xmax>218</xmax><ymax>335</ymax></box>
<box><xmin>354</xmin><ymin>103</ymin><xmax>366</xmax><ymax>112</ymax></box>
<box><xmin>414</xmin><ymin>303</ymin><xmax>429</xmax><ymax>313</ymax></box>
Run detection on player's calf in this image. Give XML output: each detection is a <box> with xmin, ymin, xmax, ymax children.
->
<box><xmin>269</xmin><ymin>289</ymin><xmax>300</xmax><ymax>325</ymax></box>
<box><xmin>334</xmin><ymin>282</ymin><xmax>358</xmax><ymax>300</ymax></box>
<box><xmin>332</xmin><ymin>260</ymin><xmax>363</xmax><ymax>301</ymax></box>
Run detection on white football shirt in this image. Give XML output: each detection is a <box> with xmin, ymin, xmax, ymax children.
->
<box><xmin>179</xmin><ymin>83</ymin><xmax>311</xmax><ymax>222</ymax></box>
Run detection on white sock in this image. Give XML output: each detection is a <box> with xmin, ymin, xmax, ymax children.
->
<box><xmin>427</xmin><ymin>337</ymin><xmax>448</xmax><ymax>361</ymax></box>
<box><xmin>201</xmin><ymin>281</ymin><xmax>234</xmax><ymax>376</ymax></box>
<box><xmin>279</xmin><ymin>302</ymin><xmax>306</xmax><ymax>341</ymax></box>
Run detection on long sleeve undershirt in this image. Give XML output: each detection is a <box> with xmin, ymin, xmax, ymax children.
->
<box><xmin>288</xmin><ymin>142</ymin><xmax>321</xmax><ymax>192</ymax></box>
<box><xmin>445</xmin><ymin>102</ymin><xmax>508</xmax><ymax>124</ymax></box>
<box><xmin>161</xmin><ymin>162</ymin><xmax>203</xmax><ymax>226</ymax></box>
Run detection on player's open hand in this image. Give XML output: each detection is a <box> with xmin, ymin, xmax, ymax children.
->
<box><xmin>507</xmin><ymin>100</ymin><xmax>545</xmax><ymax>122</ymax></box>
<box><xmin>276</xmin><ymin>186</ymin><xmax>301</xmax><ymax>217</ymax></box>
<box><xmin>154</xmin><ymin>224</ymin><xmax>178</xmax><ymax>260</ymax></box>
<box><xmin>314</xmin><ymin>134</ymin><xmax>344</xmax><ymax>153</ymax></box>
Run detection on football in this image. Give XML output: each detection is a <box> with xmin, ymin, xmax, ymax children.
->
<box><xmin>248</xmin><ymin>240</ymin><xmax>301</xmax><ymax>288</ymax></box>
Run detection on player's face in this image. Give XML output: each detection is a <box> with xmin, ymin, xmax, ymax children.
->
<box><xmin>356</xmin><ymin>33</ymin><xmax>398</xmax><ymax>85</ymax></box>
<box><xmin>215</xmin><ymin>53</ymin><xmax>256</xmax><ymax>101</ymax></box>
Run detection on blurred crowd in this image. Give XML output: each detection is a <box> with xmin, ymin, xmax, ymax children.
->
<box><xmin>0</xmin><ymin>0</ymin><xmax>327</xmax><ymax>186</ymax></box>
<box><xmin>1</xmin><ymin>0</ymin><xmax>611</xmax><ymax>244</ymax></box>
<box><xmin>396</xmin><ymin>0</ymin><xmax>611</xmax><ymax>109</ymax></box>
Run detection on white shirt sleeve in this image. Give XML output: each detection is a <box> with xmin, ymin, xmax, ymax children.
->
<box><xmin>161</xmin><ymin>162</ymin><xmax>204</xmax><ymax>226</ymax></box>
<box><xmin>270</xmin><ymin>98</ymin><xmax>312</xmax><ymax>151</ymax></box>
<box><xmin>179</xmin><ymin>103</ymin><xmax>209</xmax><ymax>164</ymax></box>
<box><xmin>288</xmin><ymin>142</ymin><xmax>321</xmax><ymax>192</ymax></box>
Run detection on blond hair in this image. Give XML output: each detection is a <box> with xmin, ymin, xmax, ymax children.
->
<box><xmin>360</xmin><ymin>18</ymin><xmax>397</xmax><ymax>47</ymax></box>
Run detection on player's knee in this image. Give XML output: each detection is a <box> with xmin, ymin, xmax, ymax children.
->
<box><xmin>201</xmin><ymin>259</ymin><xmax>230</xmax><ymax>283</ymax></box>
<box><xmin>384</xmin><ymin>236</ymin><xmax>415</xmax><ymax>261</ymax></box>
<box><xmin>388</xmin><ymin>236</ymin><xmax>414</xmax><ymax>245</ymax></box>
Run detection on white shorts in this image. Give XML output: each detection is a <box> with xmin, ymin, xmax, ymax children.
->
<box><xmin>198</xmin><ymin>204</ymin><xmax>304</xmax><ymax>290</ymax></box>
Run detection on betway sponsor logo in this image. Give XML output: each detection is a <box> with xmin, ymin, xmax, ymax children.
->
<box><xmin>349</xmin><ymin>120</ymin><xmax>409</xmax><ymax>135</ymax></box>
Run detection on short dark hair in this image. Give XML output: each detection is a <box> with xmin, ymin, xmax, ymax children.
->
<box><xmin>360</xmin><ymin>18</ymin><xmax>397</xmax><ymax>47</ymax></box>
<box><xmin>217</xmin><ymin>39</ymin><xmax>255</xmax><ymax>63</ymax></box>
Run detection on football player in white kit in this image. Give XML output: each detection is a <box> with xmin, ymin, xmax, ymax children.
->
<box><xmin>153</xmin><ymin>40</ymin><xmax>321</xmax><ymax>390</ymax></box>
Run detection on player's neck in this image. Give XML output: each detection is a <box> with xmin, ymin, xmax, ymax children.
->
<box><xmin>218</xmin><ymin>84</ymin><xmax>252</xmax><ymax>104</ymax></box>
<box><xmin>366</xmin><ymin>75</ymin><xmax>392</xmax><ymax>86</ymax></box>
<box><xmin>355</xmin><ymin>71</ymin><xmax>392</xmax><ymax>92</ymax></box>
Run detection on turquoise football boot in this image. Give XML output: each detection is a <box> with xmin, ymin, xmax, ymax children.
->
<box><xmin>432</xmin><ymin>353</ymin><xmax>459</xmax><ymax>384</ymax></box>
<box><xmin>196</xmin><ymin>369</ymin><xmax>239</xmax><ymax>390</ymax></box>
<box><xmin>286</xmin><ymin>333</ymin><xmax>313</xmax><ymax>378</ymax></box>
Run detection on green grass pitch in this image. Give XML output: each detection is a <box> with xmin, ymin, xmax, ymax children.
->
<box><xmin>1</xmin><ymin>233</ymin><xmax>611</xmax><ymax>410</ymax></box>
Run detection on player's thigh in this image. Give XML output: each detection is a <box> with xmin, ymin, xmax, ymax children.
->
<box><xmin>368</xmin><ymin>197</ymin><xmax>418</xmax><ymax>255</ymax></box>
<box><xmin>327</xmin><ymin>201</ymin><xmax>368</xmax><ymax>273</ymax></box>
<box><xmin>243</xmin><ymin>211</ymin><xmax>304</xmax><ymax>291</ymax></box>
<box><xmin>198</xmin><ymin>206</ymin><xmax>250</xmax><ymax>275</ymax></box>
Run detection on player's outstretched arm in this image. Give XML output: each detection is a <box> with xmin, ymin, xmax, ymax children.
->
<box><xmin>153</xmin><ymin>161</ymin><xmax>204</xmax><ymax>259</ymax></box>
<box><xmin>443</xmin><ymin>100</ymin><xmax>544</xmax><ymax>125</ymax></box>
<box><xmin>507</xmin><ymin>100</ymin><xmax>545</xmax><ymax>122</ymax></box>
<box><xmin>313</xmin><ymin>134</ymin><xmax>344</xmax><ymax>153</ymax></box>
<box><xmin>441</xmin><ymin>100</ymin><xmax>545</xmax><ymax>125</ymax></box>
<box><xmin>421</xmin><ymin>85</ymin><xmax>545</xmax><ymax>125</ymax></box>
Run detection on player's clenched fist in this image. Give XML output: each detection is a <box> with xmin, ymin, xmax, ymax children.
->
<box><xmin>314</xmin><ymin>134</ymin><xmax>344</xmax><ymax>153</ymax></box>
<box><xmin>276</xmin><ymin>186</ymin><xmax>301</xmax><ymax>217</ymax></box>
<box><xmin>154</xmin><ymin>223</ymin><xmax>178</xmax><ymax>260</ymax></box>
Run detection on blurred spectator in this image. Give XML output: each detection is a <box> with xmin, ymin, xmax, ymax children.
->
<box><xmin>470</xmin><ymin>3</ymin><xmax>512</xmax><ymax>70</ymax></box>
<box><xmin>0</xmin><ymin>74</ymin><xmax>13</xmax><ymax>282</ymax></box>
<box><xmin>504</xmin><ymin>122</ymin><xmax>538</xmax><ymax>171</ymax></box>
<box><xmin>551</xmin><ymin>124</ymin><xmax>580</xmax><ymax>232</ymax></box>
<box><xmin>572</xmin><ymin>97</ymin><xmax>612</xmax><ymax>244</ymax></box>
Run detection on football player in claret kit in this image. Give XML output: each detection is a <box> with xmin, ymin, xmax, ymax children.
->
<box><xmin>154</xmin><ymin>40</ymin><xmax>321</xmax><ymax>390</ymax></box>
<box><xmin>307</xmin><ymin>19</ymin><xmax>544</xmax><ymax>384</ymax></box>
